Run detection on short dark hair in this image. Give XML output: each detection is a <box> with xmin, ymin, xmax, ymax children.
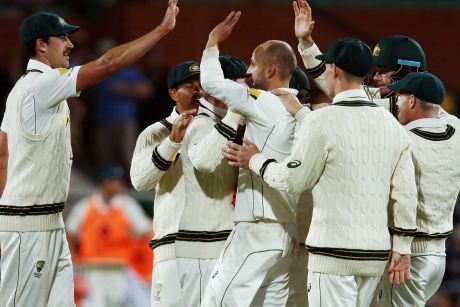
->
<box><xmin>261</xmin><ymin>40</ymin><xmax>297</xmax><ymax>80</ymax></box>
<box><xmin>24</xmin><ymin>37</ymin><xmax>49</xmax><ymax>58</ymax></box>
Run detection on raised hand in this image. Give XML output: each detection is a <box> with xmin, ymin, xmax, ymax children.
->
<box><xmin>170</xmin><ymin>109</ymin><xmax>197</xmax><ymax>143</ymax></box>
<box><xmin>293</xmin><ymin>0</ymin><xmax>315</xmax><ymax>47</ymax></box>
<box><xmin>387</xmin><ymin>251</ymin><xmax>411</xmax><ymax>285</ymax></box>
<box><xmin>160</xmin><ymin>0</ymin><xmax>180</xmax><ymax>33</ymax></box>
<box><xmin>206</xmin><ymin>11</ymin><xmax>242</xmax><ymax>49</ymax></box>
<box><xmin>222</xmin><ymin>139</ymin><xmax>260</xmax><ymax>169</ymax></box>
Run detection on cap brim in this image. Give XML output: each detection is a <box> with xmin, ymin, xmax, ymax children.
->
<box><xmin>57</xmin><ymin>24</ymin><xmax>80</xmax><ymax>36</ymax></box>
<box><xmin>387</xmin><ymin>82</ymin><xmax>402</xmax><ymax>92</ymax></box>
<box><xmin>315</xmin><ymin>54</ymin><xmax>327</xmax><ymax>61</ymax></box>
<box><xmin>170</xmin><ymin>71</ymin><xmax>200</xmax><ymax>88</ymax></box>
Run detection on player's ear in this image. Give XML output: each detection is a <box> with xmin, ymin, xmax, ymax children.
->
<box><xmin>169</xmin><ymin>88</ymin><xmax>178</xmax><ymax>102</ymax></box>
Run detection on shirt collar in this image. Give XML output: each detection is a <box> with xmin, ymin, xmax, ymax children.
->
<box><xmin>332</xmin><ymin>89</ymin><xmax>370</xmax><ymax>104</ymax></box>
<box><xmin>405</xmin><ymin>117</ymin><xmax>447</xmax><ymax>131</ymax></box>
<box><xmin>26</xmin><ymin>59</ymin><xmax>53</xmax><ymax>72</ymax></box>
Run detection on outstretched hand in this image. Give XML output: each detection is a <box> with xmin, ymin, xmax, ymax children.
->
<box><xmin>222</xmin><ymin>139</ymin><xmax>260</xmax><ymax>169</ymax></box>
<box><xmin>293</xmin><ymin>0</ymin><xmax>315</xmax><ymax>47</ymax></box>
<box><xmin>388</xmin><ymin>251</ymin><xmax>411</xmax><ymax>285</ymax></box>
<box><xmin>206</xmin><ymin>11</ymin><xmax>242</xmax><ymax>49</ymax></box>
<box><xmin>160</xmin><ymin>0</ymin><xmax>180</xmax><ymax>33</ymax></box>
<box><xmin>170</xmin><ymin>109</ymin><xmax>197</xmax><ymax>143</ymax></box>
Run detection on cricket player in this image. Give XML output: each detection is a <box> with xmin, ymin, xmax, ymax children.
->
<box><xmin>0</xmin><ymin>1</ymin><xmax>179</xmax><ymax>306</ymax></box>
<box><xmin>197</xmin><ymin>12</ymin><xmax>303</xmax><ymax>306</ymax></box>
<box><xmin>174</xmin><ymin>55</ymin><xmax>249</xmax><ymax>307</ymax></box>
<box><xmin>373</xmin><ymin>72</ymin><xmax>460</xmax><ymax>306</ymax></box>
<box><xmin>223</xmin><ymin>38</ymin><xmax>418</xmax><ymax>307</ymax></box>
<box><xmin>131</xmin><ymin>61</ymin><xmax>202</xmax><ymax>307</ymax></box>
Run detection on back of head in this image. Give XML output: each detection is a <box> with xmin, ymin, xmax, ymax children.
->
<box><xmin>373</xmin><ymin>35</ymin><xmax>426</xmax><ymax>71</ymax></box>
<box><xmin>260</xmin><ymin>40</ymin><xmax>297</xmax><ymax>80</ymax></box>
<box><xmin>316</xmin><ymin>38</ymin><xmax>373</xmax><ymax>79</ymax></box>
<box><xmin>289</xmin><ymin>67</ymin><xmax>310</xmax><ymax>104</ymax></box>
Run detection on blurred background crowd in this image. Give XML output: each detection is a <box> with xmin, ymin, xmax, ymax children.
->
<box><xmin>0</xmin><ymin>0</ymin><xmax>459</xmax><ymax>306</ymax></box>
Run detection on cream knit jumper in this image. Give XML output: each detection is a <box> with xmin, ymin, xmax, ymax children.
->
<box><xmin>130</xmin><ymin>108</ymin><xmax>183</xmax><ymax>263</ymax></box>
<box><xmin>404</xmin><ymin>117</ymin><xmax>460</xmax><ymax>254</ymax></box>
<box><xmin>250</xmin><ymin>89</ymin><xmax>418</xmax><ymax>276</ymax></box>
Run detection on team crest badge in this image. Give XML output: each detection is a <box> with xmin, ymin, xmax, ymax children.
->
<box><xmin>373</xmin><ymin>45</ymin><xmax>381</xmax><ymax>57</ymax></box>
<box><xmin>34</xmin><ymin>260</ymin><xmax>45</xmax><ymax>278</ymax></box>
<box><xmin>36</xmin><ymin>261</ymin><xmax>45</xmax><ymax>273</ymax></box>
<box><xmin>154</xmin><ymin>283</ymin><xmax>162</xmax><ymax>301</ymax></box>
<box><xmin>287</xmin><ymin>160</ymin><xmax>301</xmax><ymax>168</ymax></box>
<box><xmin>188</xmin><ymin>65</ymin><xmax>200</xmax><ymax>72</ymax></box>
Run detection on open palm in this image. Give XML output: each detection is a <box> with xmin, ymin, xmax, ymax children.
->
<box><xmin>293</xmin><ymin>0</ymin><xmax>315</xmax><ymax>42</ymax></box>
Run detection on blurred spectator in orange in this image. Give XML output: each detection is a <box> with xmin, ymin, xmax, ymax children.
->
<box><xmin>66</xmin><ymin>165</ymin><xmax>152</xmax><ymax>307</ymax></box>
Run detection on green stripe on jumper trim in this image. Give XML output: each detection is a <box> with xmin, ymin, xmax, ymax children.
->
<box><xmin>333</xmin><ymin>100</ymin><xmax>378</xmax><ymax>107</ymax></box>
<box><xmin>151</xmin><ymin>145</ymin><xmax>172</xmax><ymax>171</ymax></box>
<box><xmin>306</xmin><ymin>245</ymin><xmax>390</xmax><ymax>261</ymax></box>
<box><xmin>0</xmin><ymin>202</ymin><xmax>64</xmax><ymax>216</ymax></box>
<box><xmin>149</xmin><ymin>233</ymin><xmax>177</xmax><ymax>250</ymax></box>
<box><xmin>306</xmin><ymin>61</ymin><xmax>326</xmax><ymax>79</ymax></box>
<box><xmin>389</xmin><ymin>227</ymin><xmax>418</xmax><ymax>236</ymax></box>
<box><xmin>214</xmin><ymin>121</ymin><xmax>237</xmax><ymax>141</ymax></box>
<box><xmin>413</xmin><ymin>230</ymin><xmax>453</xmax><ymax>239</ymax></box>
<box><xmin>410</xmin><ymin>125</ymin><xmax>455</xmax><ymax>141</ymax></box>
<box><xmin>159</xmin><ymin>119</ymin><xmax>173</xmax><ymax>132</ymax></box>
<box><xmin>175</xmin><ymin>230</ymin><xmax>232</xmax><ymax>243</ymax></box>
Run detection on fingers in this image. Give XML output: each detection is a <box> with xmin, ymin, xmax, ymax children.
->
<box><xmin>293</xmin><ymin>1</ymin><xmax>300</xmax><ymax>16</ymax></box>
<box><xmin>271</xmin><ymin>89</ymin><xmax>290</xmax><ymax>96</ymax></box>
<box><xmin>388</xmin><ymin>270</ymin><xmax>395</xmax><ymax>284</ymax></box>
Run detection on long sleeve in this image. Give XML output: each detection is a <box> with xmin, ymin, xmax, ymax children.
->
<box><xmin>249</xmin><ymin>114</ymin><xmax>328</xmax><ymax>194</ymax></box>
<box><xmin>201</xmin><ymin>47</ymin><xmax>265</xmax><ymax>125</ymax></box>
<box><xmin>188</xmin><ymin>110</ymin><xmax>242</xmax><ymax>173</ymax></box>
<box><xmin>388</xmin><ymin>143</ymin><xmax>418</xmax><ymax>254</ymax></box>
<box><xmin>298</xmin><ymin>43</ymin><xmax>328</xmax><ymax>95</ymax></box>
<box><xmin>130</xmin><ymin>123</ymin><xmax>181</xmax><ymax>191</ymax></box>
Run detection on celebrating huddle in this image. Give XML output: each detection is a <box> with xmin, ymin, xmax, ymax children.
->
<box><xmin>0</xmin><ymin>0</ymin><xmax>458</xmax><ymax>307</ymax></box>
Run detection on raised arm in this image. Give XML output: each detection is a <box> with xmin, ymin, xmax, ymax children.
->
<box><xmin>76</xmin><ymin>0</ymin><xmax>179</xmax><ymax>92</ymax></box>
<box><xmin>201</xmin><ymin>11</ymin><xmax>262</xmax><ymax>121</ymax></box>
<box><xmin>294</xmin><ymin>0</ymin><xmax>328</xmax><ymax>96</ymax></box>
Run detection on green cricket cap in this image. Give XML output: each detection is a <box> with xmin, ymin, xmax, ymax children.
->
<box><xmin>167</xmin><ymin>61</ymin><xmax>200</xmax><ymax>89</ymax></box>
<box><xmin>289</xmin><ymin>67</ymin><xmax>310</xmax><ymax>91</ymax></box>
<box><xmin>316</xmin><ymin>38</ymin><xmax>373</xmax><ymax>78</ymax></box>
<box><xmin>219</xmin><ymin>55</ymin><xmax>249</xmax><ymax>80</ymax></box>
<box><xmin>388</xmin><ymin>72</ymin><xmax>445</xmax><ymax>104</ymax></box>
<box><xmin>19</xmin><ymin>12</ymin><xmax>80</xmax><ymax>45</ymax></box>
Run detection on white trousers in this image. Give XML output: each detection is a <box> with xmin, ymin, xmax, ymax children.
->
<box><xmin>308</xmin><ymin>271</ymin><xmax>380</xmax><ymax>307</ymax></box>
<box><xmin>201</xmin><ymin>222</ymin><xmax>297</xmax><ymax>307</ymax></box>
<box><xmin>372</xmin><ymin>254</ymin><xmax>446</xmax><ymax>307</ymax></box>
<box><xmin>287</xmin><ymin>246</ymin><xmax>309</xmax><ymax>307</ymax></box>
<box><xmin>177</xmin><ymin>257</ymin><xmax>216</xmax><ymax>307</ymax></box>
<box><xmin>151</xmin><ymin>259</ymin><xmax>183</xmax><ymax>307</ymax></box>
<box><xmin>0</xmin><ymin>229</ymin><xmax>75</xmax><ymax>307</ymax></box>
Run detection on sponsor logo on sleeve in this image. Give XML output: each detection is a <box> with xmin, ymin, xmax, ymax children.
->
<box><xmin>287</xmin><ymin>160</ymin><xmax>301</xmax><ymax>168</ymax></box>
